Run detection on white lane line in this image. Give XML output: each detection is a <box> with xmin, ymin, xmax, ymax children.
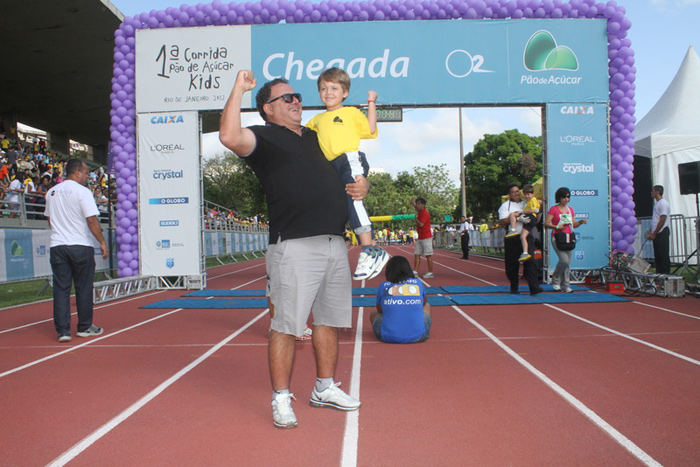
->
<box><xmin>631</xmin><ymin>300</ymin><xmax>700</xmax><ymax>320</ymax></box>
<box><xmin>0</xmin><ymin>309</ymin><xmax>184</xmax><ymax>379</ymax></box>
<box><xmin>342</xmin><ymin>300</ymin><xmax>365</xmax><ymax>467</ymax></box>
<box><xmin>0</xmin><ymin>291</ymin><xmax>167</xmax><ymax>335</ymax></box>
<box><xmin>545</xmin><ymin>303</ymin><xmax>700</xmax><ymax>367</ymax></box>
<box><xmin>452</xmin><ymin>305</ymin><xmax>662</xmax><ymax>466</ymax></box>
<box><xmin>47</xmin><ymin>310</ymin><xmax>268</xmax><ymax>467</ymax></box>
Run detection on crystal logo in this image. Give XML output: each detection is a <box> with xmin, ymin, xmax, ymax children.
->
<box><xmin>152</xmin><ymin>169</ymin><xmax>183</xmax><ymax>181</ymax></box>
<box><xmin>560</xmin><ymin>135</ymin><xmax>596</xmax><ymax>146</ymax></box>
<box><xmin>166</xmin><ymin>258</ymin><xmax>175</xmax><ymax>268</ymax></box>
<box><xmin>563</xmin><ymin>163</ymin><xmax>595</xmax><ymax>173</ymax></box>
<box><xmin>524</xmin><ymin>30</ymin><xmax>579</xmax><ymax>71</ymax></box>
<box><xmin>575</xmin><ymin>250</ymin><xmax>585</xmax><ymax>262</ymax></box>
<box><xmin>151</xmin><ymin>115</ymin><xmax>184</xmax><ymax>124</ymax></box>
<box><xmin>560</xmin><ymin>106</ymin><xmax>594</xmax><ymax>115</ymax></box>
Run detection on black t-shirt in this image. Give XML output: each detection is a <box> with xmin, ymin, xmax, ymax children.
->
<box><xmin>246</xmin><ymin>123</ymin><xmax>348</xmax><ymax>244</ymax></box>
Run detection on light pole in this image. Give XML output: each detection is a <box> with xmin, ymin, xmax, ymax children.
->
<box><xmin>459</xmin><ymin>107</ymin><xmax>466</xmax><ymax>218</ymax></box>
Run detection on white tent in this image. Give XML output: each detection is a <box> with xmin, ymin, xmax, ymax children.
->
<box><xmin>635</xmin><ymin>46</ymin><xmax>700</xmax><ymax>220</ymax></box>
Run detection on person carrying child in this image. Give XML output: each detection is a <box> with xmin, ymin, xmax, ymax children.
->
<box><xmin>505</xmin><ymin>183</ymin><xmax>540</xmax><ymax>262</ymax></box>
<box><xmin>370</xmin><ymin>256</ymin><xmax>432</xmax><ymax>344</ymax></box>
<box><xmin>305</xmin><ymin>67</ymin><xmax>389</xmax><ymax>281</ymax></box>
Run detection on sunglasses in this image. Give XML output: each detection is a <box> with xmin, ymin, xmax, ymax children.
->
<box><xmin>267</xmin><ymin>93</ymin><xmax>302</xmax><ymax>104</ymax></box>
<box><xmin>562</xmin><ymin>195</ymin><xmax>570</xmax><ymax>198</ymax></box>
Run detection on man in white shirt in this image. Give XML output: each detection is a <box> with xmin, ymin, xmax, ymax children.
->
<box><xmin>647</xmin><ymin>185</ymin><xmax>671</xmax><ymax>274</ymax></box>
<box><xmin>7</xmin><ymin>173</ymin><xmax>25</xmax><ymax>218</ymax></box>
<box><xmin>498</xmin><ymin>184</ymin><xmax>542</xmax><ymax>295</ymax></box>
<box><xmin>44</xmin><ymin>159</ymin><xmax>108</xmax><ymax>342</ymax></box>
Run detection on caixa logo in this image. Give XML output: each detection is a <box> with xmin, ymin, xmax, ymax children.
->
<box><xmin>156</xmin><ymin>240</ymin><xmax>171</xmax><ymax>249</ymax></box>
<box><xmin>151</xmin><ymin>115</ymin><xmax>184</xmax><ymax>124</ymax></box>
<box><xmin>560</xmin><ymin>106</ymin><xmax>594</xmax><ymax>115</ymax></box>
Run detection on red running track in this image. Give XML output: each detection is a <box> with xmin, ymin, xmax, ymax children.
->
<box><xmin>1</xmin><ymin>245</ymin><xmax>699</xmax><ymax>466</ymax></box>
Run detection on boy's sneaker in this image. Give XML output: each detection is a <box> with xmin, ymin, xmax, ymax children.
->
<box><xmin>57</xmin><ymin>333</ymin><xmax>72</xmax><ymax>343</ymax></box>
<box><xmin>505</xmin><ymin>228</ymin><xmax>519</xmax><ymax>238</ymax></box>
<box><xmin>309</xmin><ymin>382</ymin><xmax>361</xmax><ymax>411</ymax></box>
<box><xmin>76</xmin><ymin>325</ymin><xmax>104</xmax><ymax>338</ymax></box>
<box><xmin>423</xmin><ymin>272</ymin><xmax>434</xmax><ymax>279</ymax></box>
<box><xmin>412</xmin><ymin>270</ymin><xmax>419</xmax><ymax>277</ymax></box>
<box><xmin>366</xmin><ymin>248</ymin><xmax>390</xmax><ymax>281</ymax></box>
<box><xmin>518</xmin><ymin>253</ymin><xmax>531</xmax><ymax>262</ymax></box>
<box><xmin>353</xmin><ymin>248</ymin><xmax>390</xmax><ymax>281</ymax></box>
<box><xmin>272</xmin><ymin>393</ymin><xmax>298</xmax><ymax>428</ymax></box>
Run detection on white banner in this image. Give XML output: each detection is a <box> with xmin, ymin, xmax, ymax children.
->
<box><xmin>135</xmin><ymin>26</ymin><xmax>252</xmax><ymax>113</ymax></box>
<box><xmin>138</xmin><ymin>111</ymin><xmax>202</xmax><ymax>277</ymax></box>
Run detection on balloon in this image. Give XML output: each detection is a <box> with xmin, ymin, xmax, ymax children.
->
<box><xmin>122</xmin><ymin>267</ymin><xmax>134</xmax><ymax>277</ymax></box>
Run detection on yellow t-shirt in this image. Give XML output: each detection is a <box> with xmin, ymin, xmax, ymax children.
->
<box><xmin>525</xmin><ymin>197</ymin><xmax>540</xmax><ymax>214</ymax></box>
<box><xmin>305</xmin><ymin>106</ymin><xmax>378</xmax><ymax>161</ymax></box>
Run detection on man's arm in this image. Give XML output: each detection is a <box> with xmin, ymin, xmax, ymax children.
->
<box><xmin>86</xmin><ymin>216</ymin><xmax>109</xmax><ymax>259</ymax></box>
<box><xmin>219</xmin><ymin>70</ymin><xmax>258</xmax><ymax>156</ymax></box>
<box><xmin>648</xmin><ymin>214</ymin><xmax>668</xmax><ymax>239</ymax></box>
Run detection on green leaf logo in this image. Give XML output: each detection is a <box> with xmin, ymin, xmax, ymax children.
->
<box><xmin>10</xmin><ymin>241</ymin><xmax>24</xmax><ymax>257</ymax></box>
<box><xmin>524</xmin><ymin>30</ymin><xmax>579</xmax><ymax>71</ymax></box>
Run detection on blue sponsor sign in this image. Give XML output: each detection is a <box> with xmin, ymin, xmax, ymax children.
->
<box><xmin>546</xmin><ymin>103</ymin><xmax>610</xmax><ymax>270</ymax></box>
<box><xmin>4</xmin><ymin>230</ymin><xmax>34</xmax><ymax>281</ymax></box>
<box><xmin>251</xmin><ymin>19</ymin><xmax>608</xmax><ymax>107</ymax></box>
<box><xmin>148</xmin><ymin>197</ymin><xmax>189</xmax><ymax>205</ymax></box>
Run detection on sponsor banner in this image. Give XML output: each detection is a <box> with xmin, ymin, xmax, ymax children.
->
<box><xmin>136</xmin><ymin>26</ymin><xmax>252</xmax><ymax>112</ymax></box>
<box><xmin>138</xmin><ymin>111</ymin><xmax>202</xmax><ymax>277</ymax></box>
<box><xmin>0</xmin><ymin>230</ymin><xmax>113</xmax><ymax>283</ymax></box>
<box><xmin>135</xmin><ymin>19</ymin><xmax>608</xmax><ymax>112</ymax></box>
<box><xmin>202</xmin><ymin>232</ymin><xmax>269</xmax><ymax>256</ymax></box>
<box><xmin>546</xmin><ymin>103</ymin><xmax>610</xmax><ymax>270</ymax></box>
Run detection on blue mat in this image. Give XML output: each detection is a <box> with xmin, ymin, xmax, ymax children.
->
<box><xmin>143</xmin><ymin>295</ymin><xmax>457</xmax><ymax>309</ymax></box>
<box><xmin>449</xmin><ymin>292</ymin><xmax>628</xmax><ymax>305</ymax></box>
<box><xmin>184</xmin><ymin>287</ymin><xmax>447</xmax><ymax>297</ymax></box>
<box><xmin>441</xmin><ymin>285</ymin><xmax>588</xmax><ymax>294</ymax></box>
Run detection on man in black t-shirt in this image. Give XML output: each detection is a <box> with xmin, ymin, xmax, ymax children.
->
<box><xmin>220</xmin><ymin>70</ymin><xmax>368</xmax><ymax>429</ymax></box>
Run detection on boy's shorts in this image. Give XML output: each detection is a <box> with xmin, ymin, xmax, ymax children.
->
<box><xmin>266</xmin><ymin>235</ymin><xmax>352</xmax><ymax>337</ymax></box>
<box><xmin>414</xmin><ymin>238</ymin><xmax>433</xmax><ymax>256</ymax></box>
<box><xmin>522</xmin><ymin>213</ymin><xmax>536</xmax><ymax>232</ymax></box>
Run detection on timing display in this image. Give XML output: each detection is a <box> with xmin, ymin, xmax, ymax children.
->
<box><xmin>360</xmin><ymin>106</ymin><xmax>403</xmax><ymax>122</ymax></box>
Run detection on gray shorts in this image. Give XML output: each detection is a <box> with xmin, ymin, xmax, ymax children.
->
<box><xmin>266</xmin><ymin>235</ymin><xmax>352</xmax><ymax>337</ymax></box>
<box><xmin>414</xmin><ymin>238</ymin><xmax>433</xmax><ymax>257</ymax></box>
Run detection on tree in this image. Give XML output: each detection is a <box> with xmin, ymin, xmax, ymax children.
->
<box><xmin>464</xmin><ymin>129</ymin><xmax>542</xmax><ymax>221</ymax></box>
<box><xmin>202</xmin><ymin>152</ymin><xmax>266</xmax><ymax>217</ymax></box>
<box><xmin>410</xmin><ymin>164</ymin><xmax>459</xmax><ymax>223</ymax></box>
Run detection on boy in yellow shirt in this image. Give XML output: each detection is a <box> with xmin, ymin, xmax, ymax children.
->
<box><xmin>505</xmin><ymin>184</ymin><xmax>540</xmax><ymax>262</ymax></box>
<box><xmin>306</xmin><ymin>67</ymin><xmax>389</xmax><ymax>280</ymax></box>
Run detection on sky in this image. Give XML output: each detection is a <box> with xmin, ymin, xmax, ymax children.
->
<box><xmin>110</xmin><ymin>0</ymin><xmax>700</xmax><ymax>184</ymax></box>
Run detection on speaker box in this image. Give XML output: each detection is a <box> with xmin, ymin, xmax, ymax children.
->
<box><xmin>679</xmin><ymin>161</ymin><xmax>700</xmax><ymax>195</ymax></box>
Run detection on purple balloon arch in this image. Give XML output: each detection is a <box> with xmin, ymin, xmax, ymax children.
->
<box><xmin>111</xmin><ymin>0</ymin><xmax>636</xmax><ymax>277</ymax></box>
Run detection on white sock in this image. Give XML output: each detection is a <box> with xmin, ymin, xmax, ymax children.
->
<box><xmin>315</xmin><ymin>377</ymin><xmax>333</xmax><ymax>392</ymax></box>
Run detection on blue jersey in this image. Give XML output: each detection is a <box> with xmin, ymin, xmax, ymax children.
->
<box><xmin>375</xmin><ymin>278</ymin><xmax>427</xmax><ymax>343</ymax></box>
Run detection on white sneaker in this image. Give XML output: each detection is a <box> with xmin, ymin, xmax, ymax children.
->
<box><xmin>367</xmin><ymin>248</ymin><xmax>390</xmax><ymax>281</ymax></box>
<box><xmin>353</xmin><ymin>251</ymin><xmax>374</xmax><ymax>280</ymax></box>
<box><xmin>309</xmin><ymin>382</ymin><xmax>361</xmax><ymax>411</ymax></box>
<box><xmin>423</xmin><ymin>272</ymin><xmax>434</xmax><ymax>279</ymax></box>
<box><xmin>272</xmin><ymin>393</ymin><xmax>298</xmax><ymax>428</ymax></box>
<box><xmin>505</xmin><ymin>228</ymin><xmax>519</xmax><ymax>238</ymax></box>
<box><xmin>413</xmin><ymin>270</ymin><xmax>419</xmax><ymax>277</ymax></box>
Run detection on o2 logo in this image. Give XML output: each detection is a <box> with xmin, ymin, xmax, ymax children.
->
<box><xmin>445</xmin><ymin>50</ymin><xmax>494</xmax><ymax>77</ymax></box>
